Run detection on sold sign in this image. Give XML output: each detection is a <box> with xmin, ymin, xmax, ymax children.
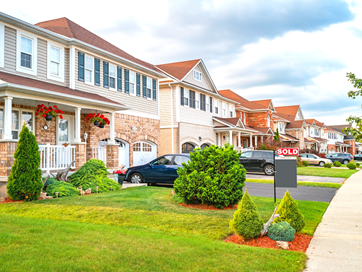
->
<box><xmin>276</xmin><ymin>148</ymin><xmax>299</xmax><ymax>156</ymax></box>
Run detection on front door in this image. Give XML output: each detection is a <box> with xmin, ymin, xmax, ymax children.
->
<box><xmin>57</xmin><ymin>115</ymin><xmax>74</xmax><ymax>145</ymax></box>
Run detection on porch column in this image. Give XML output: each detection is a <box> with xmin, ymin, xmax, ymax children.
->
<box><xmin>250</xmin><ymin>134</ymin><xmax>253</xmax><ymax>148</ymax></box>
<box><xmin>229</xmin><ymin>130</ymin><xmax>233</xmax><ymax>145</ymax></box>
<box><xmin>74</xmin><ymin>107</ymin><xmax>82</xmax><ymax>143</ymax></box>
<box><xmin>3</xmin><ymin>97</ymin><xmax>13</xmax><ymax>140</ymax></box>
<box><xmin>261</xmin><ymin>136</ymin><xmax>264</xmax><ymax>144</ymax></box>
<box><xmin>255</xmin><ymin>136</ymin><xmax>257</xmax><ymax>147</ymax></box>
<box><xmin>238</xmin><ymin>132</ymin><xmax>241</xmax><ymax>147</ymax></box>
<box><xmin>109</xmin><ymin>112</ymin><xmax>115</xmax><ymax>144</ymax></box>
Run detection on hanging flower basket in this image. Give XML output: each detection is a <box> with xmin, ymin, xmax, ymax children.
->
<box><xmin>36</xmin><ymin>104</ymin><xmax>63</xmax><ymax>121</ymax></box>
<box><xmin>99</xmin><ymin>122</ymin><xmax>105</xmax><ymax>128</ymax></box>
<box><xmin>86</xmin><ymin>113</ymin><xmax>110</xmax><ymax>127</ymax></box>
<box><xmin>94</xmin><ymin>121</ymin><xmax>100</xmax><ymax>126</ymax></box>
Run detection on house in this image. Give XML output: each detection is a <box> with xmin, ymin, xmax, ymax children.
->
<box><xmin>327</xmin><ymin>124</ymin><xmax>355</xmax><ymax>155</ymax></box>
<box><xmin>0</xmin><ymin>13</ymin><xmax>166</xmax><ymax>198</ymax></box>
<box><xmin>303</xmin><ymin>119</ymin><xmax>328</xmax><ymax>153</ymax></box>
<box><xmin>156</xmin><ymin>60</ymin><xmax>256</xmax><ymax>154</ymax></box>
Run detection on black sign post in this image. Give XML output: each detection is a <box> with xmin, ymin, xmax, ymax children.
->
<box><xmin>273</xmin><ymin>150</ymin><xmax>276</xmax><ymax>204</ymax></box>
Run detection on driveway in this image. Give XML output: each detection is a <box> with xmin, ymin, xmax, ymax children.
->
<box><xmin>246</xmin><ymin>173</ymin><xmax>344</xmax><ymax>183</ymax></box>
<box><xmin>245</xmin><ymin>182</ymin><xmax>337</xmax><ymax>202</ymax></box>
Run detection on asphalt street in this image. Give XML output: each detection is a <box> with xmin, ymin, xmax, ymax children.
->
<box><xmin>246</xmin><ymin>173</ymin><xmax>344</xmax><ymax>183</ymax></box>
<box><xmin>244</xmin><ymin>182</ymin><xmax>337</xmax><ymax>202</ymax></box>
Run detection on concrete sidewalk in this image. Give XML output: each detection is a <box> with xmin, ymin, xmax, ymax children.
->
<box><xmin>305</xmin><ymin>170</ymin><xmax>362</xmax><ymax>271</ymax></box>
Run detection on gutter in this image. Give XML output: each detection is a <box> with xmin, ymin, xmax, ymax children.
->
<box><xmin>169</xmin><ymin>83</ymin><xmax>174</xmax><ymax>153</ymax></box>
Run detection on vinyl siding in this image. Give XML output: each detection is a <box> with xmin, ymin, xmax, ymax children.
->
<box><xmin>74</xmin><ymin>49</ymin><xmax>158</xmax><ymax>116</ymax></box>
<box><xmin>183</xmin><ymin>63</ymin><xmax>215</xmax><ymax>92</ymax></box>
<box><xmin>3</xmin><ymin>26</ymin><xmax>16</xmax><ymax>72</ymax></box>
<box><xmin>159</xmin><ymin>85</ymin><xmax>177</xmax><ymax>126</ymax></box>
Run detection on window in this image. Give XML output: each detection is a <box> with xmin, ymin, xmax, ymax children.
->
<box><xmin>222</xmin><ymin>103</ymin><xmax>226</xmax><ymax>117</ymax></box>
<box><xmin>174</xmin><ymin>155</ymin><xmax>189</xmax><ymax>165</ymax></box>
<box><xmin>183</xmin><ymin>89</ymin><xmax>189</xmax><ymax>106</ymax></box>
<box><xmin>21</xmin><ymin>36</ymin><xmax>32</xmax><ymax>69</ymax></box>
<box><xmin>16</xmin><ymin>31</ymin><xmax>37</xmax><ymax>75</ymax></box>
<box><xmin>201</xmin><ymin>143</ymin><xmax>210</xmax><ymax>150</ymax></box>
<box><xmin>193</xmin><ymin>70</ymin><xmax>202</xmax><ymax>81</ymax></box>
<box><xmin>146</xmin><ymin>78</ymin><xmax>152</xmax><ymax>98</ymax></box>
<box><xmin>182</xmin><ymin>142</ymin><xmax>195</xmax><ymax>153</ymax></box>
<box><xmin>48</xmin><ymin>43</ymin><xmax>65</xmax><ymax>82</ymax></box>
<box><xmin>230</xmin><ymin>111</ymin><xmax>233</xmax><ymax>117</ymax></box>
<box><xmin>0</xmin><ymin>109</ymin><xmax>34</xmax><ymax>140</ymax></box>
<box><xmin>152</xmin><ymin>155</ymin><xmax>173</xmax><ymax>166</ymax></box>
<box><xmin>85</xmin><ymin>56</ymin><xmax>93</xmax><ymax>84</ymax></box>
<box><xmin>109</xmin><ymin>64</ymin><xmax>116</xmax><ymax>89</ymax></box>
<box><xmin>279</xmin><ymin>123</ymin><xmax>285</xmax><ymax>134</ymax></box>
<box><xmin>215</xmin><ymin>100</ymin><xmax>218</xmax><ymax>114</ymax></box>
<box><xmin>22</xmin><ymin>111</ymin><xmax>33</xmax><ymax>132</ymax></box>
<box><xmin>195</xmin><ymin>92</ymin><xmax>200</xmax><ymax>109</ymax></box>
<box><xmin>50</xmin><ymin>47</ymin><xmax>60</xmax><ymax>76</ymax></box>
<box><xmin>267</xmin><ymin>115</ymin><xmax>270</xmax><ymax>128</ymax></box>
<box><xmin>206</xmin><ymin>96</ymin><xmax>210</xmax><ymax>112</ymax></box>
<box><xmin>240</xmin><ymin>151</ymin><xmax>252</xmax><ymax>158</ymax></box>
<box><xmin>314</xmin><ymin>128</ymin><xmax>319</xmax><ymax>136</ymax></box>
<box><xmin>129</xmin><ymin>71</ymin><xmax>136</xmax><ymax>95</ymax></box>
<box><xmin>243</xmin><ymin>112</ymin><xmax>246</xmax><ymax>124</ymax></box>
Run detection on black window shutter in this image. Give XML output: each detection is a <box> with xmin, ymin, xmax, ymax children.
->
<box><xmin>103</xmin><ymin>61</ymin><xmax>109</xmax><ymax>88</ymax></box>
<box><xmin>189</xmin><ymin>91</ymin><xmax>193</xmax><ymax>108</ymax></box>
<box><xmin>94</xmin><ymin>58</ymin><xmax>100</xmax><ymax>86</ymax></box>
<box><xmin>136</xmin><ymin>73</ymin><xmax>141</xmax><ymax>96</ymax></box>
<box><xmin>125</xmin><ymin>69</ymin><xmax>129</xmax><ymax>93</ymax></box>
<box><xmin>181</xmin><ymin>87</ymin><xmax>184</xmax><ymax>106</ymax></box>
<box><xmin>192</xmin><ymin>91</ymin><xmax>196</xmax><ymax>108</ymax></box>
<box><xmin>152</xmin><ymin>79</ymin><xmax>156</xmax><ymax>100</ymax></box>
<box><xmin>202</xmin><ymin>94</ymin><xmax>206</xmax><ymax>111</ymax></box>
<box><xmin>142</xmin><ymin>75</ymin><xmax>147</xmax><ymax>98</ymax></box>
<box><xmin>210</xmin><ymin>97</ymin><xmax>213</xmax><ymax>113</ymax></box>
<box><xmin>78</xmin><ymin>52</ymin><xmax>84</xmax><ymax>82</ymax></box>
<box><xmin>117</xmin><ymin>66</ymin><xmax>122</xmax><ymax>92</ymax></box>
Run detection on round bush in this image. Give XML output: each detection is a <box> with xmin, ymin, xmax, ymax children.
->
<box><xmin>347</xmin><ymin>162</ymin><xmax>357</xmax><ymax>169</ymax></box>
<box><xmin>333</xmin><ymin>161</ymin><xmax>341</xmax><ymax>167</ymax></box>
<box><xmin>324</xmin><ymin>163</ymin><xmax>332</xmax><ymax>168</ymax></box>
<box><xmin>267</xmin><ymin>222</ymin><xmax>295</xmax><ymax>242</ymax></box>
<box><xmin>302</xmin><ymin>161</ymin><xmax>309</xmax><ymax>166</ymax></box>
<box><xmin>174</xmin><ymin>144</ymin><xmax>245</xmax><ymax>209</ymax></box>
<box><xmin>44</xmin><ymin>178</ymin><xmax>80</xmax><ymax>197</ymax></box>
<box><xmin>356</xmin><ymin>163</ymin><xmax>360</xmax><ymax>168</ymax></box>
<box><xmin>229</xmin><ymin>190</ymin><xmax>263</xmax><ymax>239</ymax></box>
<box><xmin>274</xmin><ymin>190</ymin><xmax>305</xmax><ymax>232</ymax></box>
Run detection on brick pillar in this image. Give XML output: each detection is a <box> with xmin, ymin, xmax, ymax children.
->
<box><xmin>106</xmin><ymin>143</ymin><xmax>119</xmax><ymax>169</ymax></box>
<box><xmin>72</xmin><ymin>143</ymin><xmax>86</xmax><ymax>170</ymax></box>
<box><xmin>0</xmin><ymin>140</ymin><xmax>18</xmax><ymax>199</ymax></box>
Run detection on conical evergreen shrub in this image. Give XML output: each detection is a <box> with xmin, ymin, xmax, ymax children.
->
<box><xmin>7</xmin><ymin>124</ymin><xmax>42</xmax><ymax>201</ymax></box>
<box><xmin>229</xmin><ymin>189</ymin><xmax>264</xmax><ymax>239</ymax></box>
<box><xmin>274</xmin><ymin>190</ymin><xmax>305</xmax><ymax>232</ymax></box>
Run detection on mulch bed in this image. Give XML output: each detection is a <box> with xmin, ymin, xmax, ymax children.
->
<box><xmin>179</xmin><ymin>202</ymin><xmax>238</xmax><ymax>210</ymax></box>
<box><xmin>225</xmin><ymin>233</ymin><xmax>312</xmax><ymax>252</ymax></box>
<box><xmin>0</xmin><ymin>198</ymin><xmax>24</xmax><ymax>204</ymax></box>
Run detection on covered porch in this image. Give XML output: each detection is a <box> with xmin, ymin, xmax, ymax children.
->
<box><xmin>335</xmin><ymin>142</ymin><xmax>351</xmax><ymax>153</ymax></box>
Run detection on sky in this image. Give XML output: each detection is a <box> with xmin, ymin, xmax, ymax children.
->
<box><xmin>2</xmin><ymin>0</ymin><xmax>362</xmax><ymax>125</ymax></box>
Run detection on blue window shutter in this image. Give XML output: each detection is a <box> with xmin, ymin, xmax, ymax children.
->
<box><xmin>210</xmin><ymin>97</ymin><xmax>213</xmax><ymax>113</ymax></box>
<box><xmin>103</xmin><ymin>61</ymin><xmax>109</xmax><ymax>88</ymax></box>
<box><xmin>136</xmin><ymin>73</ymin><xmax>141</xmax><ymax>96</ymax></box>
<box><xmin>78</xmin><ymin>52</ymin><xmax>84</xmax><ymax>82</ymax></box>
<box><xmin>181</xmin><ymin>87</ymin><xmax>184</xmax><ymax>106</ymax></box>
<box><xmin>142</xmin><ymin>75</ymin><xmax>147</xmax><ymax>98</ymax></box>
<box><xmin>152</xmin><ymin>79</ymin><xmax>156</xmax><ymax>100</ymax></box>
<box><xmin>117</xmin><ymin>66</ymin><xmax>122</xmax><ymax>92</ymax></box>
<box><xmin>94</xmin><ymin>58</ymin><xmax>100</xmax><ymax>86</ymax></box>
<box><xmin>125</xmin><ymin>69</ymin><xmax>129</xmax><ymax>93</ymax></box>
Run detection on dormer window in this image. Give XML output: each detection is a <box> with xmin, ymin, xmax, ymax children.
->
<box><xmin>193</xmin><ymin>70</ymin><xmax>202</xmax><ymax>81</ymax></box>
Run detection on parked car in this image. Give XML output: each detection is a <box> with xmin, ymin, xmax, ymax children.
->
<box><xmin>354</xmin><ymin>153</ymin><xmax>362</xmax><ymax>161</ymax></box>
<box><xmin>326</xmin><ymin>153</ymin><xmax>353</xmax><ymax>164</ymax></box>
<box><xmin>124</xmin><ymin>154</ymin><xmax>190</xmax><ymax>184</ymax></box>
<box><xmin>239</xmin><ymin>150</ymin><xmax>275</xmax><ymax>176</ymax></box>
<box><xmin>299</xmin><ymin>153</ymin><xmax>332</xmax><ymax>167</ymax></box>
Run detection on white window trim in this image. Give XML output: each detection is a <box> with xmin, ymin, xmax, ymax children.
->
<box><xmin>129</xmin><ymin>71</ymin><xmax>136</xmax><ymax>96</ymax></box>
<box><xmin>109</xmin><ymin>64</ymin><xmax>117</xmax><ymax>90</ymax></box>
<box><xmin>146</xmin><ymin>77</ymin><xmax>152</xmax><ymax>100</ymax></box>
<box><xmin>84</xmin><ymin>54</ymin><xmax>94</xmax><ymax>85</ymax></box>
<box><xmin>0</xmin><ymin>106</ymin><xmax>35</xmax><ymax>140</ymax></box>
<box><xmin>47</xmin><ymin>42</ymin><xmax>64</xmax><ymax>82</ymax></box>
<box><xmin>193</xmin><ymin>70</ymin><xmax>202</xmax><ymax>82</ymax></box>
<box><xmin>16</xmin><ymin>30</ymin><xmax>37</xmax><ymax>76</ymax></box>
<box><xmin>0</xmin><ymin>23</ymin><xmax>4</xmax><ymax>68</ymax></box>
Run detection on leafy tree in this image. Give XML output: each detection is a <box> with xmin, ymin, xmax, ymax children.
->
<box><xmin>7</xmin><ymin>124</ymin><xmax>42</xmax><ymax>201</ymax></box>
<box><xmin>274</xmin><ymin>128</ymin><xmax>280</xmax><ymax>142</ymax></box>
<box><xmin>342</xmin><ymin>73</ymin><xmax>362</xmax><ymax>141</ymax></box>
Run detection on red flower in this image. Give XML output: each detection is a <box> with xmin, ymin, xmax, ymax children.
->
<box><xmin>40</xmin><ymin>109</ymin><xmax>44</xmax><ymax>112</ymax></box>
<box><xmin>96</xmin><ymin>113</ymin><xmax>100</xmax><ymax>117</ymax></box>
<box><xmin>54</xmin><ymin>105</ymin><xmax>57</xmax><ymax>108</ymax></box>
<box><xmin>60</xmin><ymin>110</ymin><xmax>63</xmax><ymax>114</ymax></box>
<box><xmin>35</xmin><ymin>112</ymin><xmax>38</xmax><ymax>116</ymax></box>
<box><xmin>42</xmin><ymin>114</ymin><xmax>46</xmax><ymax>118</ymax></box>
<box><xmin>60</xmin><ymin>115</ymin><xmax>63</xmax><ymax>119</ymax></box>
<box><xmin>49</xmin><ymin>106</ymin><xmax>53</xmax><ymax>110</ymax></box>
<box><xmin>100</xmin><ymin>114</ymin><xmax>104</xmax><ymax>118</ymax></box>
<box><xmin>92</xmin><ymin>113</ymin><xmax>95</xmax><ymax>117</ymax></box>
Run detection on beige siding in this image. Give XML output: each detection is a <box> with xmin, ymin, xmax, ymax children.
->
<box><xmin>37</xmin><ymin>38</ymin><xmax>47</xmax><ymax>80</ymax></box>
<box><xmin>4</xmin><ymin>26</ymin><xmax>16</xmax><ymax>72</ymax></box>
<box><xmin>74</xmin><ymin>49</ymin><xmax>158</xmax><ymax>116</ymax></box>
<box><xmin>183</xmin><ymin>63</ymin><xmax>215</xmax><ymax>92</ymax></box>
<box><xmin>159</xmin><ymin>87</ymin><xmax>172</xmax><ymax>126</ymax></box>
<box><xmin>64</xmin><ymin>48</ymin><xmax>70</xmax><ymax>86</ymax></box>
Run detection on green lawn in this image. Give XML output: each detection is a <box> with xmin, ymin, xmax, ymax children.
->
<box><xmin>297</xmin><ymin>167</ymin><xmax>358</xmax><ymax>178</ymax></box>
<box><xmin>0</xmin><ymin>187</ymin><xmax>329</xmax><ymax>271</ymax></box>
<box><xmin>246</xmin><ymin>179</ymin><xmax>342</xmax><ymax>189</ymax></box>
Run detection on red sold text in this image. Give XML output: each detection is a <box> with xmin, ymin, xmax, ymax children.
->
<box><xmin>276</xmin><ymin>148</ymin><xmax>299</xmax><ymax>156</ymax></box>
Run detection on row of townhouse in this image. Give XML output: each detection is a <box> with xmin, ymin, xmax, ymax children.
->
<box><xmin>0</xmin><ymin>12</ymin><xmax>357</xmax><ymax>197</ymax></box>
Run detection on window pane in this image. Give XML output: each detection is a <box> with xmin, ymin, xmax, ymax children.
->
<box><xmin>147</xmin><ymin>78</ymin><xmax>152</xmax><ymax>88</ymax></box>
<box><xmin>85</xmin><ymin>70</ymin><xmax>92</xmax><ymax>82</ymax></box>
<box><xmin>153</xmin><ymin>155</ymin><xmax>172</xmax><ymax>166</ymax></box>
<box><xmin>11</xmin><ymin>131</ymin><xmax>18</xmax><ymax>139</ymax></box>
<box><xmin>133</xmin><ymin>143</ymin><xmax>141</xmax><ymax>152</ymax></box>
<box><xmin>174</xmin><ymin>156</ymin><xmax>189</xmax><ymax>165</ymax></box>
<box><xmin>130</xmin><ymin>83</ymin><xmax>135</xmax><ymax>94</ymax></box>
<box><xmin>0</xmin><ymin>109</ymin><xmax>3</xmax><ymax>129</ymax></box>
<box><xmin>21</xmin><ymin>36</ymin><xmax>32</xmax><ymax>54</ymax></box>
<box><xmin>147</xmin><ymin>88</ymin><xmax>151</xmax><ymax>98</ymax></box>
<box><xmin>12</xmin><ymin>110</ymin><xmax>19</xmax><ymax>130</ymax></box>
<box><xmin>85</xmin><ymin>56</ymin><xmax>93</xmax><ymax>70</ymax></box>
<box><xmin>21</xmin><ymin>53</ymin><xmax>32</xmax><ymax>68</ymax></box>
<box><xmin>110</xmin><ymin>77</ymin><xmax>115</xmax><ymax>88</ymax></box>
<box><xmin>109</xmin><ymin>65</ymin><xmax>116</xmax><ymax>77</ymax></box>
<box><xmin>130</xmin><ymin>72</ymin><xmax>135</xmax><ymax>83</ymax></box>
<box><xmin>50</xmin><ymin>61</ymin><xmax>59</xmax><ymax>76</ymax></box>
<box><xmin>22</xmin><ymin>111</ymin><xmax>33</xmax><ymax>131</ymax></box>
<box><xmin>143</xmin><ymin>143</ymin><xmax>152</xmax><ymax>152</ymax></box>
<box><xmin>58</xmin><ymin>119</ymin><xmax>68</xmax><ymax>142</ymax></box>
<box><xmin>51</xmin><ymin>47</ymin><xmax>60</xmax><ymax>62</ymax></box>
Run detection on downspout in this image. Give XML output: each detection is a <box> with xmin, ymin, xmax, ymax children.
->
<box><xmin>169</xmin><ymin>84</ymin><xmax>174</xmax><ymax>153</ymax></box>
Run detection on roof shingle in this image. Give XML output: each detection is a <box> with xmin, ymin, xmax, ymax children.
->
<box><xmin>156</xmin><ymin>59</ymin><xmax>201</xmax><ymax>80</ymax></box>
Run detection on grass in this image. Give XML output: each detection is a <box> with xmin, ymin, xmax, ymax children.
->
<box><xmin>0</xmin><ymin>187</ymin><xmax>329</xmax><ymax>271</ymax></box>
<box><xmin>246</xmin><ymin>179</ymin><xmax>342</xmax><ymax>189</ymax></box>
<box><xmin>297</xmin><ymin>167</ymin><xmax>358</xmax><ymax>178</ymax></box>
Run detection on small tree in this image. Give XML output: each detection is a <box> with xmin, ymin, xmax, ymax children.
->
<box><xmin>274</xmin><ymin>190</ymin><xmax>305</xmax><ymax>232</ymax></box>
<box><xmin>7</xmin><ymin>124</ymin><xmax>42</xmax><ymax>201</ymax></box>
<box><xmin>274</xmin><ymin>128</ymin><xmax>280</xmax><ymax>142</ymax></box>
<box><xmin>229</xmin><ymin>189</ymin><xmax>264</xmax><ymax>239</ymax></box>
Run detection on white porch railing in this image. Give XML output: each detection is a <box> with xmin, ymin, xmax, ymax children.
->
<box><xmin>39</xmin><ymin>144</ymin><xmax>76</xmax><ymax>173</ymax></box>
<box><xmin>236</xmin><ymin>146</ymin><xmax>255</xmax><ymax>152</ymax></box>
<box><xmin>92</xmin><ymin>147</ymin><xmax>107</xmax><ymax>165</ymax></box>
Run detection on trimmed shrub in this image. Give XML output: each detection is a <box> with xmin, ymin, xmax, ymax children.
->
<box><xmin>324</xmin><ymin>163</ymin><xmax>332</xmax><ymax>168</ymax></box>
<box><xmin>68</xmin><ymin>159</ymin><xmax>121</xmax><ymax>192</ymax></box>
<box><xmin>347</xmin><ymin>163</ymin><xmax>357</xmax><ymax>169</ymax></box>
<box><xmin>44</xmin><ymin>178</ymin><xmax>80</xmax><ymax>197</ymax></box>
<box><xmin>174</xmin><ymin>144</ymin><xmax>245</xmax><ymax>209</ymax></box>
<box><xmin>356</xmin><ymin>163</ymin><xmax>360</xmax><ymax>168</ymax></box>
<box><xmin>274</xmin><ymin>190</ymin><xmax>305</xmax><ymax>232</ymax></box>
<box><xmin>333</xmin><ymin>161</ymin><xmax>341</xmax><ymax>167</ymax></box>
<box><xmin>229</xmin><ymin>189</ymin><xmax>264</xmax><ymax>239</ymax></box>
<box><xmin>267</xmin><ymin>222</ymin><xmax>295</xmax><ymax>242</ymax></box>
<box><xmin>302</xmin><ymin>161</ymin><xmax>309</xmax><ymax>166</ymax></box>
<box><xmin>7</xmin><ymin>124</ymin><xmax>42</xmax><ymax>201</ymax></box>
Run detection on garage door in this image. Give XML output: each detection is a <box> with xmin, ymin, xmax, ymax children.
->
<box><xmin>133</xmin><ymin>141</ymin><xmax>157</xmax><ymax>166</ymax></box>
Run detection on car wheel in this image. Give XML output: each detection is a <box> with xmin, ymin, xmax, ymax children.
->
<box><xmin>130</xmin><ymin>173</ymin><xmax>143</xmax><ymax>184</ymax></box>
<box><xmin>319</xmin><ymin>161</ymin><xmax>325</xmax><ymax>167</ymax></box>
<box><xmin>264</xmin><ymin>164</ymin><xmax>274</xmax><ymax>176</ymax></box>
<box><xmin>343</xmin><ymin>160</ymin><xmax>349</xmax><ymax>165</ymax></box>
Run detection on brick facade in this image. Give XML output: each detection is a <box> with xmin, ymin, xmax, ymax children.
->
<box><xmin>72</xmin><ymin>143</ymin><xmax>86</xmax><ymax>170</ymax></box>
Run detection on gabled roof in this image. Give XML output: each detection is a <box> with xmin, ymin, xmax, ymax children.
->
<box><xmin>35</xmin><ymin>17</ymin><xmax>159</xmax><ymax>73</ymax></box>
<box><xmin>280</xmin><ymin>134</ymin><xmax>300</xmax><ymax>142</ymax></box>
<box><xmin>273</xmin><ymin>114</ymin><xmax>291</xmax><ymax>123</ymax></box>
<box><xmin>156</xmin><ymin>59</ymin><xmax>201</xmax><ymax>80</ymax></box>
<box><xmin>218</xmin><ymin>89</ymin><xmax>271</xmax><ymax>110</ymax></box>
<box><xmin>328</xmin><ymin>124</ymin><xmax>351</xmax><ymax>132</ymax></box>
<box><xmin>213</xmin><ymin>117</ymin><xmax>245</xmax><ymax>129</ymax></box>
<box><xmin>325</xmin><ymin>126</ymin><xmax>344</xmax><ymax>133</ymax></box>
<box><xmin>305</xmin><ymin>119</ymin><xmax>325</xmax><ymax>128</ymax></box>
<box><xmin>286</xmin><ymin>120</ymin><xmax>305</xmax><ymax>129</ymax></box>
<box><xmin>250</xmin><ymin>127</ymin><xmax>274</xmax><ymax>135</ymax></box>
<box><xmin>274</xmin><ymin>105</ymin><xmax>300</xmax><ymax>122</ymax></box>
